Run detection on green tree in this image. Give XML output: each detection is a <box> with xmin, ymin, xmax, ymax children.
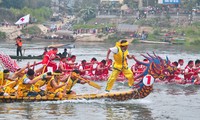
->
<box><xmin>78</xmin><ymin>7</ymin><xmax>96</xmax><ymax>22</ymax></box>
<box><xmin>0</xmin><ymin>0</ymin><xmax>51</xmax><ymax>9</ymax></box>
<box><xmin>124</xmin><ymin>0</ymin><xmax>137</xmax><ymax>9</ymax></box>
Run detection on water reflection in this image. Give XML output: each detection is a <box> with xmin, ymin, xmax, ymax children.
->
<box><xmin>183</xmin><ymin>85</ymin><xmax>200</xmax><ymax>96</ymax></box>
<box><xmin>105</xmin><ymin>103</ymin><xmax>154</xmax><ymax>120</ymax></box>
<box><xmin>154</xmin><ymin>83</ymin><xmax>200</xmax><ymax>96</ymax></box>
<box><xmin>1</xmin><ymin>42</ymin><xmax>200</xmax><ymax>120</ymax></box>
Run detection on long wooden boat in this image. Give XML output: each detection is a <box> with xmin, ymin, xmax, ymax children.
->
<box><xmin>0</xmin><ymin>52</ymin><xmax>176</xmax><ymax>103</ymax></box>
<box><xmin>9</xmin><ymin>55</ymin><xmax>43</xmax><ymax>59</ymax></box>
<box><xmin>0</xmin><ymin>83</ymin><xmax>152</xmax><ymax>103</ymax></box>
<box><xmin>139</xmin><ymin>40</ymin><xmax>171</xmax><ymax>44</ymax></box>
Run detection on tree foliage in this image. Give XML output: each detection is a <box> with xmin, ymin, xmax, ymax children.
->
<box><xmin>0</xmin><ymin>0</ymin><xmax>51</xmax><ymax>9</ymax></box>
<box><xmin>10</xmin><ymin>7</ymin><xmax>52</xmax><ymax>22</ymax></box>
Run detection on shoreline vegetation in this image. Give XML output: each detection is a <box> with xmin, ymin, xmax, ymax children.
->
<box><xmin>0</xmin><ymin>3</ymin><xmax>200</xmax><ymax>46</ymax></box>
<box><xmin>1</xmin><ymin>18</ymin><xmax>200</xmax><ymax>46</ymax></box>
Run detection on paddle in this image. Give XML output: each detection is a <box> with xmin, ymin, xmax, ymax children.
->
<box><xmin>48</xmin><ymin>44</ymin><xmax>75</xmax><ymax>48</ymax></box>
<box><xmin>76</xmin><ymin>75</ymin><xmax>101</xmax><ymax>90</ymax></box>
<box><xmin>2</xmin><ymin>81</ymin><xmax>16</xmax><ymax>88</ymax></box>
<box><xmin>22</xmin><ymin>44</ymin><xmax>75</xmax><ymax>55</ymax></box>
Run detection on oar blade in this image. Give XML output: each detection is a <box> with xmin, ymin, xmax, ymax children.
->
<box><xmin>88</xmin><ymin>81</ymin><xmax>101</xmax><ymax>90</ymax></box>
<box><xmin>77</xmin><ymin>76</ymin><xmax>101</xmax><ymax>90</ymax></box>
<box><xmin>48</xmin><ymin>44</ymin><xmax>64</xmax><ymax>48</ymax></box>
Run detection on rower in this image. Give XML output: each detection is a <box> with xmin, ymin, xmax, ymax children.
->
<box><xmin>33</xmin><ymin>72</ymin><xmax>53</xmax><ymax>96</ymax></box>
<box><xmin>41</xmin><ymin>47</ymin><xmax>60</xmax><ymax>72</ymax></box>
<box><xmin>192</xmin><ymin>59</ymin><xmax>200</xmax><ymax>84</ymax></box>
<box><xmin>58</xmin><ymin>56</ymin><xmax>68</xmax><ymax>73</ymax></box>
<box><xmin>79</xmin><ymin>60</ymin><xmax>90</xmax><ymax>77</ymax></box>
<box><xmin>184</xmin><ymin>60</ymin><xmax>194</xmax><ymax>83</ymax></box>
<box><xmin>46</xmin><ymin>70</ymin><xmax>66</xmax><ymax>98</ymax></box>
<box><xmin>65</xmin><ymin>55</ymin><xmax>78</xmax><ymax>74</ymax></box>
<box><xmin>61</xmin><ymin>70</ymin><xmax>86</xmax><ymax>95</ymax></box>
<box><xmin>87</xmin><ymin>57</ymin><xmax>98</xmax><ymax>76</ymax></box>
<box><xmin>17</xmin><ymin>69</ymin><xmax>41</xmax><ymax>97</ymax></box>
<box><xmin>0</xmin><ymin>69</ymin><xmax>11</xmax><ymax>96</ymax></box>
<box><xmin>177</xmin><ymin>59</ymin><xmax>184</xmax><ymax>74</ymax></box>
<box><xmin>95</xmin><ymin>60</ymin><xmax>107</xmax><ymax>80</ymax></box>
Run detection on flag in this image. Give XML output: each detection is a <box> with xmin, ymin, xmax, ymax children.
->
<box><xmin>15</xmin><ymin>14</ymin><xmax>30</xmax><ymax>25</ymax></box>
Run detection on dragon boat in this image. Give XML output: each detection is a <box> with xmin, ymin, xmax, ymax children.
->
<box><xmin>0</xmin><ymin>52</ymin><xmax>176</xmax><ymax>103</ymax></box>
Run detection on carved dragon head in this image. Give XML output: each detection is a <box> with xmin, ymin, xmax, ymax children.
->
<box><xmin>133</xmin><ymin>52</ymin><xmax>176</xmax><ymax>80</ymax></box>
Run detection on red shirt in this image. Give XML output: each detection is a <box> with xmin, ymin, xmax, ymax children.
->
<box><xmin>184</xmin><ymin>66</ymin><xmax>194</xmax><ymax>80</ymax></box>
<box><xmin>42</xmin><ymin>50</ymin><xmax>56</xmax><ymax>64</ymax></box>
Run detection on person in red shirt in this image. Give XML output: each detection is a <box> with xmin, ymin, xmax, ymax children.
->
<box><xmin>166</xmin><ymin>61</ymin><xmax>182</xmax><ymax>83</ymax></box>
<box><xmin>193</xmin><ymin>59</ymin><xmax>200</xmax><ymax>84</ymax></box>
<box><xmin>58</xmin><ymin>56</ymin><xmax>68</xmax><ymax>73</ymax></box>
<box><xmin>87</xmin><ymin>57</ymin><xmax>98</xmax><ymax>76</ymax></box>
<box><xmin>65</xmin><ymin>55</ymin><xmax>78</xmax><ymax>74</ymax></box>
<box><xmin>95</xmin><ymin>60</ymin><xmax>107</xmax><ymax>80</ymax></box>
<box><xmin>184</xmin><ymin>60</ymin><xmax>194</xmax><ymax>83</ymax></box>
<box><xmin>41</xmin><ymin>47</ymin><xmax>60</xmax><ymax>72</ymax></box>
<box><xmin>177</xmin><ymin>59</ymin><xmax>184</xmax><ymax>74</ymax></box>
<box><xmin>78</xmin><ymin>60</ymin><xmax>90</xmax><ymax>76</ymax></box>
<box><xmin>103</xmin><ymin>59</ymin><xmax>112</xmax><ymax>76</ymax></box>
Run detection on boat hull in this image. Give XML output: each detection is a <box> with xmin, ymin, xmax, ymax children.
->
<box><xmin>9</xmin><ymin>55</ymin><xmax>43</xmax><ymax>59</ymax></box>
<box><xmin>0</xmin><ymin>85</ymin><xmax>153</xmax><ymax>103</ymax></box>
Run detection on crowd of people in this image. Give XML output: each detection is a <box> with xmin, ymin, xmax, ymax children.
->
<box><xmin>131</xmin><ymin>58</ymin><xmax>200</xmax><ymax>84</ymax></box>
<box><xmin>167</xmin><ymin>59</ymin><xmax>200</xmax><ymax>84</ymax></box>
<box><xmin>0</xmin><ymin>39</ymin><xmax>135</xmax><ymax>98</ymax></box>
<box><xmin>0</xmin><ymin>39</ymin><xmax>199</xmax><ymax>99</ymax></box>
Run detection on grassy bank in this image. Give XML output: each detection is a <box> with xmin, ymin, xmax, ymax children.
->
<box><xmin>21</xmin><ymin>25</ymin><xmax>41</xmax><ymax>35</ymax></box>
<box><xmin>73</xmin><ymin>24</ymin><xmax>115</xmax><ymax>29</ymax></box>
<box><xmin>175</xmin><ymin>22</ymin><xmax>200</xmax><ymax>45</ymax></box>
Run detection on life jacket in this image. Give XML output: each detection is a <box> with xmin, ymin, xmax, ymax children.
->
<box><xmin>79</xmin><ymin>64</ymin><xmax>89</xmax><ymax>76</ymax></box>
<box><xmin>87</xmin><ymin>63</ymin><xmax>97</xmax><ymax>76</ymax></box>
<box><xmin>65</xmin><ymin>61</ymin><xmax>75</xmax><ymax>74</ymax></box>
<box><xmin>184</xmin><ymin>66</ymin><xmax>194</xmax><ymax>81</ymax></box>
<box><xmin>42</xmin><ymin>50</ymin><xmax>56</xmax><ymax>64</ymax></box>
<box><xmin>193</xmin><ymin>66</ymin><xmax>200</xmax><ymax>76</ymax></box>
<box><xmin>4</xmin><ymin>80</ymin><xmax>17</xmax><ymax>94</ymax></box>
<box><xmin>0</xmin><ymin>72</ymin><xmax>6</xmax><ymax>86</ymax></box>
<box><xmin>95</xmin><ymin>63</ymin><xmax>104</xmax><ymax>76</ymax></box>
<box><xmin>113</xmin><ymin>46</ymin><xmax>128</xmax><ymax>70</ymax></box>
<box><xmin>65</xmin><ymin>77</ymin><xmax>79</xmax><ymax>92</ymax></box>
<box><xmin>46</xmin><ymin>76</ymin><xmax>60</xmax><ymax>93</ymax></box>
<box><xmin>33</xmin><ymin>74</ymin><xmax>49</xmax><ymax>92</ymax></box>
<box><xmin>17</xmin><ymin>74</ymin><xmax>33</xmax><ymax>96</ymax></box>
<box><xmin>16</xmin><ymin>39</ymin><xmax>22</xmax><ymax>47</ymax></box>
<box><xmin>58</xmin><ymin>61</ymin><xmax>67</xmax><ymax>72</ymax></box>
<box><xmin>103</xmin><ymin>66</ymin><xmax>109</xmax><ymax>75</ymax></box>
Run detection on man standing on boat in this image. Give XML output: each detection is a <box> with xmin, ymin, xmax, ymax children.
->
<box><xmin>15</xmin><ymin>36</ymin><xmax>23</xmax><ymax>56</ymax></box>
<box><xmin>41</xmin><ymin>47</ymin><xmax>60</xmax><ymax>72</ymax></box>
<box><xmin>105</xmin><ymin>40</ymin><xmax>135</xmax><ymax>92</ymax></box>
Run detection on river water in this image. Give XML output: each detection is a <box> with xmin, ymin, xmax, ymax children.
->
<box><xmin>0</xmin><ymin>41</ymin><xmax>200</xmax><ymax>120</ymax></box>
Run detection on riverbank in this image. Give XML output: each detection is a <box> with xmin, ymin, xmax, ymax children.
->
<box><xmin>1</xmin><ymin>20</ymin><xmax>200</xmax><ymax>45</ymax></box>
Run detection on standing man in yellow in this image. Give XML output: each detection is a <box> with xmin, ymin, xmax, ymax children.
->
<box><xmin>105</xmin><ymin>40</ymin><xmax>134</xmax><ymax>92</ymax></box>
